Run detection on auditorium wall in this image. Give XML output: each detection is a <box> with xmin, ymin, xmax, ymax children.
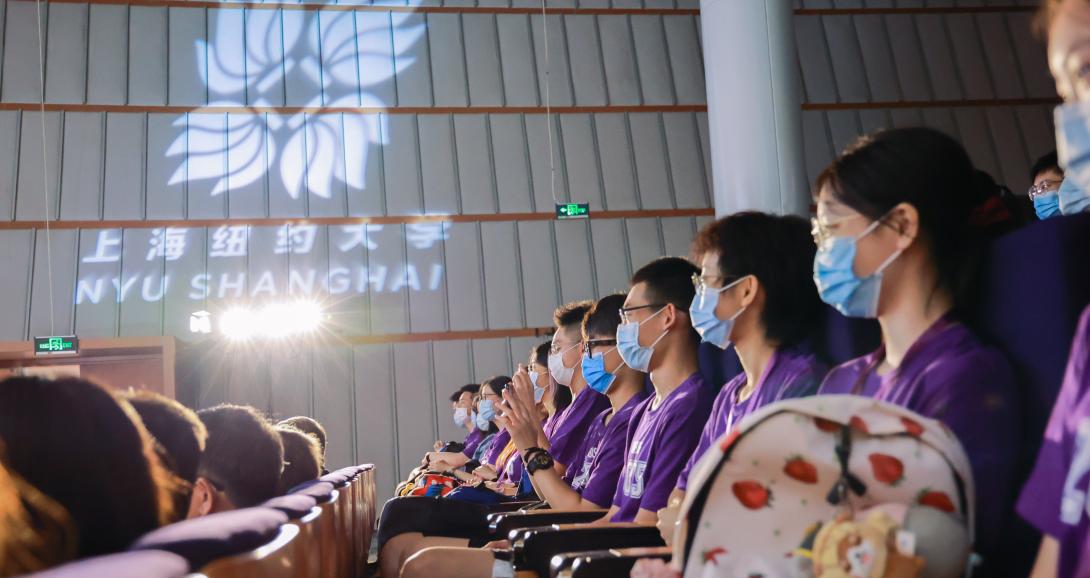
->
<box><xmin>0</xmin><ymin>0</ymin><xmax>1051</xmax><ymax>501</ymax></box>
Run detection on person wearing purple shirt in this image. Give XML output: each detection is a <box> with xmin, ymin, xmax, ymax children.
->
<box><xmin>396</xmin><ymin>293</ymin><xmax>652</xmax><ymax>578</ymax></box>
<box><xmin>607</xmin><ymin>257</ymin><xmax>716</xmax><ymax>524</ymax></box>
<box><xmin>809</xmin><ymin>128</ymin><xmax>1022</xmax><ymax>573</ymax></box>
<box><xmin>1019</xmin><ymin>305</ymin><xmax>1090</xmax><ymax>578</ymax></box>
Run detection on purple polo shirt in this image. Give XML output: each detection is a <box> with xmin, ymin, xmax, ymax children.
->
<box><xmin>1018</xmin><ymin>305</ymin><xmax>1090</xmax><ymax>578</ymax></box>
<box><xmin>676</xmin><ymin>349</ymin><xmax>826</xmax><ymax>490</ymax></box>
<box><xmin>462</xmin><ymin>429</ymin><xmax>486</xmax><ymax>458</ymax></box>
<box><xmin>611</xmin><ymin>373</ymin><xmax>715</xmax><ymax>522</ymax></box>
<box><xmin>566</xmin><ymin>391</ymin><xmax>650</xmax><ymax>508</ymax></box>
<box><xmin>818</xmin><ymin>315</ymin><xmax>1020</xmax><ymax>562</ymax></box>
<box><xmin>547</xmin><ymin>386</ymin><xmax>611</xmax><ymax>470</ymax></box>
<box><xmin>483</xmin><ymin>429</ymin><xmax>511</xmax><ymax>467</ymax></box>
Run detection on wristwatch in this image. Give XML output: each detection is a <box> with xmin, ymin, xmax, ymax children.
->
<box><xmin>523</xmin><ymin>447</ymin><xmax>554</xmax><ymax>476</ymax></box>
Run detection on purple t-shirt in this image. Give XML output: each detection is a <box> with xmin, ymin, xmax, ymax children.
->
<box><xmin>818</xmin><ymin>315</ymin><xmax>1020</xmax><ymax>562</ymax></box>
<box><xmin>547</xmin><ymin>386</ymin><xmax>611</xmax><ymax>470</ymax></box>
<box><xmin>462</xmin><ymin>428</ymin><xmax>486</xmax><ymax>458</ymax></box>
<box><xmin>565</xmin><ymin>391</ymin><xmax>650</xmax><ymax>508</ymax></box>
<box><xmin>483</xmin><ymin>429</ymin><xmax>511</xmax><ymax>467</ymax></box>
<box><xmin>676</xmin><ymin>349</ymin><xmax>826</xmax><ymax>490</ymax></box>
<box><xmin>1018</xmin><ymin>305</ymin><xmax>1090</xmax><ymax>578</ymax></box>
<box><xmin>611</xmin><ymin>373</ymin><xmax>715</xmax><ymax>522</ymax></box>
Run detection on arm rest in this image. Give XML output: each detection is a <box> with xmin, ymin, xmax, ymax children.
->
<box><xmin>484</xmin><ymin>500</ymin><xmax>543</xmax><ymax>514</ymax></box>
<box><xmin>559</xmin><ymin>546</ymin><xmax>672</xmax><ymax>578</ymax></box>
<box><xmin>489</xmin><ymin>509</ymin><xmax>607</xmax><ymax>539</ymax></box>
<box><xmin>512</xmin><ymin>524</ymin><xmax>665</xmax><ymax>578</ymax></box>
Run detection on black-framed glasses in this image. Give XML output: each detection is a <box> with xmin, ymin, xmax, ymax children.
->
<box><xmin>583</xmin><ymin>339</ymin><xmax>617</xmax><ymax>354</ymax></box>
<box><xmin>619</xmin><ymin>304</ymin><xmax>665</xmax><ymax>325</ymax></box>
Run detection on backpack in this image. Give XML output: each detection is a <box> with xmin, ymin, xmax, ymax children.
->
<box><xmin>675</xmin><ymin>395</ymin><xmax>976</xmax><ymax>578</ymax></box>
<box><xmin>396</xmin><ymin>472</ymin><xmax>458</xmax><ymax>498</ymax></box>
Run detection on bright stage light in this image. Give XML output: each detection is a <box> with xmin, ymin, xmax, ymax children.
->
<box><xmin>217</xmin><ymin>301</ymin><xmax>324</xmax><ymax>340</ymax></box>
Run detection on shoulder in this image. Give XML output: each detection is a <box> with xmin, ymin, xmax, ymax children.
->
<box><xmin>818</xmin><ymin>354</ymin><xmax>875</xmax><ymax>394</ymax></box>
<box><xmin>926</xmin><ymin>323</ymin><xmax>1016</xmax><ymax>392</ymax></box>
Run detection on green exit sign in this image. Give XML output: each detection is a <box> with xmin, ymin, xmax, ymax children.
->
<box><xmin>33</xmin><ymin>335</ymin><xmax>79</xmax><ymax>356</ymax></box>
<box><xmin>556</xmin><ymin>203</ymin><xmax>590</xmax><ymax>220</ymax></box>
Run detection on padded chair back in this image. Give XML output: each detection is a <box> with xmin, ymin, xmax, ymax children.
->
<box><xmin>198</xmin><ymin>524</ymin><xmax>300</xmax><ymax>578</ymax></box>
<box><xmin>287</xmin><ymin>506</ymin><xmax>324</xmax><ymax>578</ymax></box>
<box><xmin>262</xmin><ymin>494</ymin><xmax>319</xmax><ymax>519</ymax></box>
<box><xmin>315</xmin><ymin>489</ymin><xmax>343</xmax><ymax>578</ymax></box>
<box><xmin>25</xmin><ymin>550</ymin><xmax>189</xmax><ymax>578</ymax></box>
<box><xmin>129</xmin><ymin>508</ymin><xmax>288</xmax><ymax>570</ymax></box>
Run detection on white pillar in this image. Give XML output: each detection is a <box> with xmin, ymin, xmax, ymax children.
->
<box><xmin>701</xmin><ymin>0</ymin><xmax>808</xmax><ymax>217</ymax></box>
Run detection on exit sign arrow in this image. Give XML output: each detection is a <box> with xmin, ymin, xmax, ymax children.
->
<box><xmin>555</xmin><ymin>202</ymin><xmax>590</xmax><ymax>220</ymax></box>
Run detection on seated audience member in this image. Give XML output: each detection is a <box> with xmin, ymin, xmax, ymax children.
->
<box><xmin>0</xmin><ymin>452</ymin><xmax>76</xmax><ymax>576</ymax></box>
<box><xmin>424</xmin><ymin>384</ymin><xmax>483</xmax><ymax>471</ymax></box>
<box><xmin>1019</xmin><ymin>305</ymin><xmax>1090</xmax><ymax>578</ymax></box>
<box><xmin>1030</xmin><ymin>150</ymin><xmax>1065</xmax><ymax>220</ymax></box>
<box><xmin>123</xmin><ymin>390</ymin><xmax>208</xmax><ymax>522</ymax></box>
<box><xmin>532</xmin><ymin>340</ymin><xmax>573</xmax><ymax>439</ymax></box>
<box><xmin>606</xmin><ymin>257</ymin><xmax>715</xmax><ymax>524</ymax></box>
<box><xmin>0</xmin><ymin>377</ymin><xmax>173</xmax><ymax>559</ymax></box>
<box><xmin>812</xmin><ymin>128</ymin><xmax>1021</xmax><ymax>569</ymax></box>
<box><xmin>277</xmin><ymin>415</ymin><xmax>328</xmax><ymax>474</ymax></box>
<box><xmin>657</xmin><ymin>212</ymin><xmax>829</xmax><ymax>536</ymax></box>
<box><xmin>188</xmin><ymin>404</ymin><xmax>284</xmax><ymax>518</ymax></box>
<box><xmin>398</xmin><ymin>294</ymin><xmax>650</xmax><ymax>578</ymax></box>
<box><xmin>277</xmin><ymin>425</ymin><xmax>323</xmax><ymax>493</ymax></box>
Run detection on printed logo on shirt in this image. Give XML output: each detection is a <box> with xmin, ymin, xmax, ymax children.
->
<box><xmin>1061</xmin><ymin>418</ymin><xmax>1090</xmax><ymax>525</ymax></box>
<box><xmin>571</xmin><ymin>447</ymin><xmax>599</xmax><ymax>491</ymax></box>
<box><xmin>623</xmin><ymin>459</ymin><xmax>647</xmax><ymax>498</ymax></box>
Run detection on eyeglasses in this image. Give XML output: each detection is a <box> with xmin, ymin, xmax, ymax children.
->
<box><xmin>583</xmin><ymin>339</ymin><xmax>617</xmax><ymax>354</ymax></box>
<box><xmin>691</xmin><ymin>273</ymin><xmax>739</xmax><ymax>293</ymax></box>
<box><xmin>548</xmin><ymin>342</ymin><xmax>579</xmax><ymax>356</ymax></box>
<box><xmin>1028</xmin><ymin>179</ymin><xmax>1062</xmax><ymax>200</ymax></box>
<box><xmin>810</xmin><ymin>214</ymin><xmax>865</xmax><ymax>248</ymax></box>
<box><xmin>619</xmin><ymin>304</ymin><xmax>665</xmax><ymax>325</ymax></box>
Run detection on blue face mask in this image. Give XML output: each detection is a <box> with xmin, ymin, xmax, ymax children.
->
<box><xmin>529</xmin><ymin>371</ymin><xmax>546</xmax><ymax>403</ymax></box>
<box><xmin>1055</xmin><ymin>103</ymin><xmax>1090</xmax><ymax>216</ymax></box>
<box><xmin>616</xmin><ymin>306</ymin><xmax>667</xmax><ymax>373</ymax></box>
<box><xmin>581</xmin><ymin>348</ymin><xmax>622</xmax><ymax>394</ymax></box>
<box><xmin>477</xmin><ymin>399</ymin><xmax>496</xmax><ymax>423</ymax></box>
<box><xmin>813</xmin><ymin>219</ymin><xmax>902</xmax><ymax>319</ymax></box>
<box><xmin>689</xmin><ymin>276</ymin><xmax>748</xmax><ymax>350</ymax></box>
<box><xmin>453</xmin><ymin>407</ymin><xmax>469</xmax><ymax>428</ymax></box>
<box><xmin>1033</xmin><ymin>191</ymin><xmax>1062</xmax><ymax>220</ymax></box>
<box><xmin>1058</xmin><ymin>177</ymin><xmax>1090</xmax><ymax>216</ymax></box>
<box><xmin>474</xmin><ymin>410</ymin><xmax>490</xmax><ymax>431</ymax></box>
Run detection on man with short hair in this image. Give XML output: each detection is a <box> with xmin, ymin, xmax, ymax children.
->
<box><xmin>188</xmin><ymin>404</ymin><xmax>284</xmax><ymax>518</ymax></box>
<box><xmin>278</xmin><ymin>415</ymin><xmax>328</xmax><ymax>474</ymax></box>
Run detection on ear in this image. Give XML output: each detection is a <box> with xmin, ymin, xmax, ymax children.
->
<box><xmin>887</xmin><ymin>202</ymin><xmax>919</xmax><ymax>250</ymax></box>
<box><xmin>186</xmin><ymin>477</ymin><xmax>216</xmax><ymax>519</ymax></box>
<box><xmin>660</xmin><ymin>302</ymin><xmax>679</xmax><ymax>330</ymax></box>
<box><xmin>737</xmin><ymin>275</ymin><xmax>761</xmax><ymax>309</ymax></box>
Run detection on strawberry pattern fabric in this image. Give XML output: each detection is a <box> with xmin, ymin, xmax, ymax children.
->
<box><xmin>673</xmin><ymin>395</ymin><xmax>976</xmax><ymax>578</ymax></box>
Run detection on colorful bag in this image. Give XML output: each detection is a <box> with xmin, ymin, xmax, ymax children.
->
<box><xmin>396</xmin><ymin>472</ymin><xmax>459</xmax><ymax>497</ymax></box>
<box><xmin>675</xmin><ymin>395</ymin><xmax>976</xmax><ymax>578</ymax></box>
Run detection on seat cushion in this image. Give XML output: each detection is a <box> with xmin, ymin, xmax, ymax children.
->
<box><xmin>319</xmin><ymin>472</ymin><xmax>351</xmax><ymax>487</ymax></box>
<box><xmin>129</xmin><ymin>507</ymin><xmax>288</xmax><ymax>569</ymax></box>
<box><xmin>290</xmin><ymin>480</ymin><xmax>336</xmax><ymax>503</ymax></box>
<box><xmin>27</xmin><ymin>550</ymin><xmax>189</xmax><ymax>578</ymax></box>
<box><xmin>262</xmin><ymin>494</ymin><xmax>318</xmax><ymax>519</ymax></box>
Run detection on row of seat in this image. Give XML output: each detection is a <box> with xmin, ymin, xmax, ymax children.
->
<box><xmin>27</xmin><ymin>465</ymin><xmax>377</xmax><ymax>578</ymax></box>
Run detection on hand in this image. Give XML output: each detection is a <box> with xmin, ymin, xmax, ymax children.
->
<box><xmin>483</xmin><ymin>539</ymin><xmax>511</xmax><ymax>550</ymax></box>
<box><xmin>472</xmin><ymin>465</ymin><xmax>497</xmax><ymax>481</ymax></box>
<box><xmin>500</xmin><ymin>396</ymin><xmax>539</xmax><ymax>453</ymax></box>
<box><xmin>433</xmin><ymin>440</ymin><xmax>443</xmax><ymax>452</ymax></box>
<box><xmin>656</xmin><ymin>503</ymin><xmax>681</xmax><ymax>546</ymax></box>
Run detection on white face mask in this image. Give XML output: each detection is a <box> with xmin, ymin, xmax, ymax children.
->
<box><xmin>453</xmin><ymin>407</ymin><xmax>469</xmax><ymax>428</ymax></box>
<box><xmin>548</xmin><ymin>343</ymin><xmax>580</xmax><ymax>387</ymax></box>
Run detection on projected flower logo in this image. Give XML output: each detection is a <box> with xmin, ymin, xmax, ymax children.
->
<box><xmin>168</xmin><ymin>9</ymin><xmax>425</xmax><ymax>202</ymax></box>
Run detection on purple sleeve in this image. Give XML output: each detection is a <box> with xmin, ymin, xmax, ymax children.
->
<box><xmin>637</xmin><ymin>401</ymin><xmax>709</xmax><ymax>514</ymax></box>
<box><xmin>1018</xmin><ymin>308</ymin><xmax>1090</xmax><ymax>539</ymax></box>
<box><xmin>676</xmin><ymin>386</ymin><xmax>733</xmax><ymax>491</ymax></box>
<box><xmin>579</xmin><ymin>426</ymin><xmax>629</xmax><ymax>508</ymax></box>
<box><xmin>550</xmin><ymin>392</ymin><xmax>610</xmax><ymax>469</ymax></box>
<box><xmin>483</xmin><ymin>430</ymin><xmax>511</xmax><ymax>466</ymax></box>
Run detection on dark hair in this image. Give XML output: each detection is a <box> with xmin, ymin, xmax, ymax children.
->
<box><xmin>553</xmin><ymin>300</ymin><xmax>594</xmax><ymax>330</ymax></box>
<box><xmin>583</xmin><ymin>293</ymin><xmax>627</xmax><ymax>341</ymax></box>
<box><xmin>816</xmin><ymin>127</ymin><xmax>986</xmax><ymax>310</ymax></box>
<box><xmin>532</xmin><ymin>341</ymin><xmax>549</xmax><ymax>367</ymax></box>
<box><xmin>692</xmin><ymin>213</ymin><xmax>823</xmax><ymax>348</ymax></box>
<box><xmin>0</xmin><ymin>448</ymin><xmax>77</xmax><ymax>573</ymax></box>
<box><xmin>0</xmin><ymin>377</ymin><xmax>172</xmax><ymax>559</ymax></box>
<box><xmin>124</xmin><ymin>391</ymin><xmax>207</xmax><ymax>485</ymax></box>
<box><xmin>123</xmin><ymin>391</ymin><xmax>207</xmax><ymax>522</ymax></box>
<box><xmin>1030</xmin><ymin>150</ymin><xmax>1061</xmax><ymax>182</ymax></box>
<box><xmin>480</xmin><ymin>375</ymin><xmax>512</xmax><ymax>397</ymax></box>
<box><xmin>630</xmin><ymin>257</ymin><xmax>701</xmax><ymax>341</ymax></box>
<box><xmin>277</xmin><ymin>416</ymin><xmax>327</xmax><ymax>459</ymax></box>
<box><xmin>276</xmin><ymin>426</ymin><xmax>322</xmax><ymax>493</ymax></box>
<box><xmin>198</xmin><ymin>405</ymin><xmax>284</xmax><ymax>508</ymax></box>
